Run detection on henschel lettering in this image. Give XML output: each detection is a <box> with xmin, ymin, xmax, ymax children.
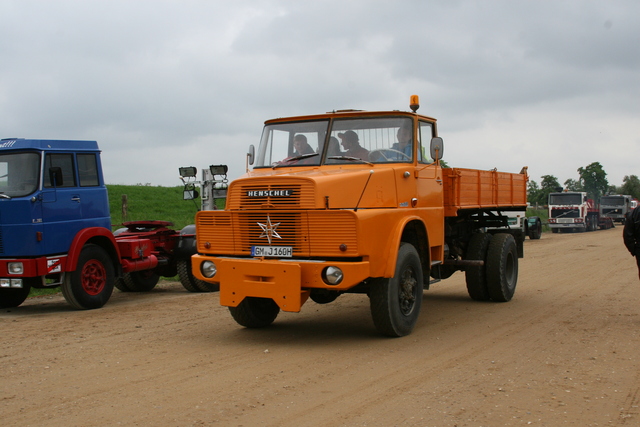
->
<box><xmin>247</xmin><ymin>189</ymin><xmax>293</xmax><ymax>197</ymax></box>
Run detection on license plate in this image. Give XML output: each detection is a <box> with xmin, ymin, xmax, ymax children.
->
<box><xmin>251</xmin><ymin>246</ymin><xmax>293</xmax><ymax>258</ymax></box>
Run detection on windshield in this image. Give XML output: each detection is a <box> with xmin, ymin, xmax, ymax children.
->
<box><xmin>549</xmin><ymin>193</ymin><xmax>582</xmax><ymax>205</ymax></box>
<box><xmin>600</xmin><ymin>196</ymin><xmax>625</xmax><ymax>206</ymax></box>
<box><xmin>0</xmin><ymin>152</ymin><xmax>40</xmax><ymax>197</ymax></box>
<box><xmin>254</xmin><ymin>116</ymin><xmax>416</xmax><ymax>168</ymax></box>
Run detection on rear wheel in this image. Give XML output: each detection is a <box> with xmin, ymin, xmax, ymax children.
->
<box><xmin>486</xmin><ymin>234</ymin><xmax>518</xmax><ymax>302</ymax></box>
<box><xmin>464</xmin><ymin>233</ymin><xmax>492</xmax><ymax>301</ymax></box>
<box><xmin>0</xmin><ymin>283</ymin><xmax>32</xmax><ymax>308</ymax></box>
<box><xmin>229</xmin><ymin>297</ymin><xmax>280</xmax><ymax>328</ymax></box>
<box><xmin>369</xmin><ymin>243</ymin><xmax>423</xmax><ymax>337</ymax></box>
<box><xmin>122</xmin><ymin>270</ymin><xmax>159</xmax><ymax>292</ymax></box>
<box><xmin>61</xmin><ymin>244</ymin><xmax>115</xmax><ymax>309</ymax></box>
<box><xmin>177</xmin><ymin>259</ymin><xmax>219</xmax><ymax>292</ymax></box>
<box><xmin>114</xmin><ymin>277</ymin><xmax>132</xmax><ymax>292</ymax></box>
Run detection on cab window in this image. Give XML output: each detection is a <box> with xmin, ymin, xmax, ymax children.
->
<box><xmin>44</xmin><ymin>153</ymin><xmax>76</xmax><ymax>188</ymax></box>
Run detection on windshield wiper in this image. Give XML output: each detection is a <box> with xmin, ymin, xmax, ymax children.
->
<box><xmin>272</xmin><ymin>153</ymin><xmax>319</xmax><ymax>168</ymax></box>
<box><xmin>327</xmin><ymin>156</ymin><xmax>373</xmax><ymax>166</ymax></box>
<box><xmin>0</xmin><ymin>193</ymin><xmax>10</xmax><ymax>199</ymax></box>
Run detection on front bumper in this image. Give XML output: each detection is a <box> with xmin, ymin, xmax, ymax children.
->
<box><xmin>192</xmin><ymin>255</ymin><xmax>370</xmax><ymax>312</ymax></box>
<box><xmin>549</xmin><ymin>223</ymin><xmax>586</xmax><ymax>230</ymax></box>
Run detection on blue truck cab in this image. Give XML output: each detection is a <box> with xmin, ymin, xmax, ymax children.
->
<box><xmin>0</xmin><ymin>138</ymin><xmax>118</xmax><ymax>309</ymax></box>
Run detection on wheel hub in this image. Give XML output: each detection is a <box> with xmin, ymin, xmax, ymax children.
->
<box><xmin>81</xmin><ymin>260</ymin><xmax>107</xmax><ymax>296</ymax></box>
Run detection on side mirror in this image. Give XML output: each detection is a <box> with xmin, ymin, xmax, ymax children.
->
<box><xmin>49</xmin><ymin>166</ymin><xmax>63</xmax><ymax>187</ymax></box>
<box><xmin>247</xmin><ymin>145</ymin><xmax>255</xmax><ymax>166</ymax></box>
<box><xmin>430</xmin><ymin>137</ymin><xmax>444</xmax><ymax>161</ymax></box>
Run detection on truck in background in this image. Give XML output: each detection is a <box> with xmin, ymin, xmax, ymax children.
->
<box><xmin>192</xmin><ymin>96</ymin><xmax>529</xmax><ymax>337</ymax></box>
<box><xmin>486</xmin><ymin>210</ymin><xmax>542</xmax><ymax>240</ymax></box>
<box><xmin>599</xmin><ymin>194</ymin><xmax>634</xmax><ymax>224</ymax></box>
<box><xmin>547</xmin><ymin>191</ymin><xmax>614</xmax><ymax>233</ymax></box>
<box><xmin>0</xmin><ymin>138</ymin><xmax>218</xmax><ymax>309</ymax></box>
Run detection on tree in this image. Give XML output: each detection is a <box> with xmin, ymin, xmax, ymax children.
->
<box><xmin>534</xmin><ymin>175</ymin><xmax>561</xmax><ymax>206</ymax></box>
<box><xmin>577</xmin><ymin>162</ymin><xmax>608</xmax><ymax>201</ymax></box>
<box><xmin>620</xmin><ymin>175</ymin><xmax>640</xmax><ymax>200</ymax></box>
<box><xmin>527</xmin><ymin>180</ymin><xmax>542</xmax><ymax>207</ymax></box>
<box><xmin>564</xmin><ymin>179</ymin><xmax>582</xmax><ymax>192</ymax></box>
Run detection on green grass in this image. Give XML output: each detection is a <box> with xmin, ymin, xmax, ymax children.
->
<box><xmin>108</xmin><ymin>185</ymin><xmax>203</xmax><ymax>230</ymax></box>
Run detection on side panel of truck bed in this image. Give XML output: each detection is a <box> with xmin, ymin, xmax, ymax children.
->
<box><xmin>442</xmin><ymin>168</ymin><xmax>527</xmax><ymax>217</ymax></box>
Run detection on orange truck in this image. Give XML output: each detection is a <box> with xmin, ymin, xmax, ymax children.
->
<box><xmin>192</xmin><ymin>96</ymin><xmax>528</xmax><ymax>336</ymax></box>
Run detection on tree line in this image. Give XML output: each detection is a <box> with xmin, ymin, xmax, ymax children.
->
<box><xmin>527</xmin><ymin>161</ymin><xmax>640</xmax><ymax>207</ymax></box>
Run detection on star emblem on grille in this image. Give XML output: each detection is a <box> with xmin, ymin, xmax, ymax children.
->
<box><xmin>257</xmin><ymin>215</ymin><xmax>281</xmax><ymax>245</ymax></box>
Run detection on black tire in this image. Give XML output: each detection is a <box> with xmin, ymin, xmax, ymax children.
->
<box><xmin>486</xmin><ymin>234</ymin><xmax>518</xmax><ymax>302</ymax></box>
<box><xmin>552</xmin><ymin>228</ymin><xmax>559</xmax><ymax>234</ymax></box>
<box><xmin>310</xmin><ymin>289</ymin><xmax>340</xmax><ymax>304</ymax></box>
<box><xmin>61</xmin><ymin>244</ymin><xmax>115</xmax><ymax>309</ymax></box>
<box><xmin>528</xmin><ymin>218</ymin><xmax>542</xmax><ymax>240</ymax></box>
<box><xmin>369</xmin><ymin>243</ymin><xmax>423</xmax><ymax>337</ymax></box>
<box><xmin>114</xmin><ymin>277</ymin><xmax>133</xmax><ymax>292</ymax></box>
<box><xmin>177</xmin><ymin>259</ymin><xmax>219</xmax><ymax>292</ymax></box>
<box><xmin>229</xmin><ymin>297</ymin><xmax>280</xmax><ymax>328</ymax></box>
<box><xmin>122</xmin><ymin>270</ymin><xmax>159</xmax><ymax>292</ymax></box>
<box><xmin>0</xmin><ymin>283</ymin><xmax>32</xmax><ymax>308</ymax></box>
<box><xmin>464</xmin><ymin>233</ymin><xmax>492</xmax><ymax>301</ymax></box>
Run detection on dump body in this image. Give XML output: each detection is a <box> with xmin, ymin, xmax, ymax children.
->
<box><xmin>193</xmin><ymin>103</ymin><xmax>528</xmax><ymax>336</ymax></box>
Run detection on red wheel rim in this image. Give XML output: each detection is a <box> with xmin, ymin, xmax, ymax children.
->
<box><xmin>81</xmin><ymin>259</ymin><xmax>106</xmax><ymax>296</ymax></box>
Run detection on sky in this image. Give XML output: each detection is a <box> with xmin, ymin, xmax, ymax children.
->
<box><xmin>1</xmin><ymin>0</ymin><xmax>639</xmax><ymax>188</ymax></box>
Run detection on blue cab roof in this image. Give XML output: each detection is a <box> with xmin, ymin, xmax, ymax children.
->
<box><xmin>0</xmin><ymin>138</ymin><xmax>100</xmax><ymax>151</ymax></box>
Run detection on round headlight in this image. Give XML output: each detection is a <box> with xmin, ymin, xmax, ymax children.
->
<box><xmin>322</xmin><ymin>266</ymin><xmax>343</xmax><ymax>285</ymax></box>
<box><xmin>200</xmin><ymin>260</ymin><xmax>217</xmax><ymax>278</ymax></box>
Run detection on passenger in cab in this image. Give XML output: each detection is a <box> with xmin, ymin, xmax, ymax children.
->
<box><xmin>338</xmin><ymin>130</ymin><xmax>369</xmax><ymax>160</ymax></box>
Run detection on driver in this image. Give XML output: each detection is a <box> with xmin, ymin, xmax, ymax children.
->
<box><xmin>390</xmin><ymin>124</ymin><xmax>413</xmax><ymax>159</ymax></box>
<box><xmin>293</xmin><ymin>134</ymin><xmax>314</xmax><ymax>156</ymax></box>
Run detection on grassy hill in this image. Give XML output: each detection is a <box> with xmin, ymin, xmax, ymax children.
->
<box><xmin>29</xmin><ymin>184</ymin><xmax>208</xmax><ymax>298</ymax></box>
<box><xmin>107</xmin><ymin>184</ymin><xmax>203</xmax><ymax>230</ymax></box>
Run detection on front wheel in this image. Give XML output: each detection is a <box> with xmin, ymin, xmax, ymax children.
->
<box><xmin>486</xmin><ymin>234</ymin><xmax>518</xmax><ymax>302</ymax></box>
<box><xmin>61</xmin><ymin>244</ymin><xmax>115</xmax><ymax>309</ymax></box>
<box><xmin>369</xmin><ymin>243</ymin><xmax>423</xmax><ymax>337</ymax></box>
<box><xmin>229</xmin><ymin>297</ymin><xmax>280</xmax><ymax>328</ymax></box>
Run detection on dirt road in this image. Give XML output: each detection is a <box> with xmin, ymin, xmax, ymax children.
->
<box><xmin>2</xmin><ymin>228</ymin><xmax>639</xmax><ymax>426</ymax></box>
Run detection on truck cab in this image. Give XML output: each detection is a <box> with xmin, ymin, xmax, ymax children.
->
<box><xmin>0</xmin><ymin>138</ymin><xmax>109</xmax><ymax>257</ymax></box>
<box><xmin>0</xmin><ymin>138</ymin><xmax>113</xmax><ymax>308</ymax></box>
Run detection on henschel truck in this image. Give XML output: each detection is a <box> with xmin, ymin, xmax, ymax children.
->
<box><xmin>192</xmin><ymin>96</ymin><xmax>529</xmax><ymax>336</ymax></box>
